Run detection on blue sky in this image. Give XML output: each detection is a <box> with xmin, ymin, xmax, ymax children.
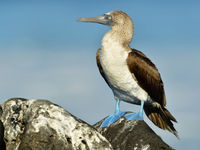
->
<box><xmin>0</xmin><ymin>1</ymin><xmax>200</xmax><ymax>149</ymax></box>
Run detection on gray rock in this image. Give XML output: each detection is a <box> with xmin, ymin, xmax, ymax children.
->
<box><xmin>0</xmin><ymin>98</ymin><xmax>113</xmax><ymax>150</ymax></box>
<box><xmin>94</xmin><ymin>114</ymin><xmax>174</xmax><ymax>150</ymax></box>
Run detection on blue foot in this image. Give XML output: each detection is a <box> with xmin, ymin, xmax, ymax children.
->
<box><xmin>125</xmin><ymin>101</ymin><xmax>144</xmax><ymax>120</ymax></box>
<box><xmin>100</xmin><ymin>99</ymin><xmax>126</xmax><ymax>128</ymax></box>
<box><xmin>100</xmin><ymin>111</ymin><xmax>126</xmax><ymax>127</ymax></box>
<box><xmin>125</xmin><ymin>112</ymin><xmax>143</xmax><ymax>120</ymax></box>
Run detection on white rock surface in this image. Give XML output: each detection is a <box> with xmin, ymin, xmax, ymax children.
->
<box><xmin>0</xmin><ymin>98</ymin><xmax>113</xmax><ymax>150</ymax></box>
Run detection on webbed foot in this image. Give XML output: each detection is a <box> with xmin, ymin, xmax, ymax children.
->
<box><xmin>100</xmin><ymin>111</ymin><xmax>126</xmax><ymax>127</ymax></box>
<box><xmin>125</xmin><ymin>101</ymin><xmax>144</xmax><ymax>120</ymax></box>
<box><xmin>100</xmin><ymin>99</ymin><xmax>126</xmax><ymax>127</ymax></box>
<box><xmin>125</xmin><ymin>112</ymin><xmax>143</xmax><ymax>120</ymax></box>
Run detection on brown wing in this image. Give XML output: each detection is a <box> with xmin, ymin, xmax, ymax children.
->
<box><xmin>96</xmin><ymin>48</ymin><xmax>111</xmax><ymax>87</ymax></box>
<box><xmin>126</xmin><ymin>48</ymin><xmax>166</xmax><ymax>106</ymax></box>
<box><xmin>127</xmin><ymin>49</ymin><xmax>178</xmax><ymax>137</ymax></box>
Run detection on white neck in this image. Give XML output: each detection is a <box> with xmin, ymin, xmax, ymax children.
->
<box><xmin>102</xmin><ymin>30</ymin><xmax>132</xmax><ymax>53</ymax></box>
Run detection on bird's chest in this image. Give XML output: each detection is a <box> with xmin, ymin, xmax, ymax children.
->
<box><xmin>99</xmin><ymin>45</ymin><xmax>135</xmax><ymax>92</ymax></box>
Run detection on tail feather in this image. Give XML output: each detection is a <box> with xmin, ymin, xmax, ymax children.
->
<box><xmin>163</xmin><ymin>107</ymin><xmax>177</xmax><ymax>122</ymax></box>
<box><xmin>144</xmin><ymin>103</ymin><xmax>179</xmax><ymax>139</ymax></box>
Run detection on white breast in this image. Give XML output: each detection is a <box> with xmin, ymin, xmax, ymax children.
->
<box><xmin>99</xmin><ymin>33</ymin><xmax>148</xmax><ymax>104</ymax></box>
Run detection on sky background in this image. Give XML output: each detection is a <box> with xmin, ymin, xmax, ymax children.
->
<box><xmin>0</xmin><ymin>0</ymin><xmax>199</xmax><ymax>149</ymax></box>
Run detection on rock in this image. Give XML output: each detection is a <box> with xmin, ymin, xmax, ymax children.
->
<box><xmin>0</xmin><ymin>119</ymin><xmax>6</xmax><ymax>150</ymax></box>
<box><xmin>0</xmin><ymin>98</ymin><xmax>113</xmax><ymax>150</ymax></box>
<box><xmin>94</xmin><ymin>114</ymin><xmax>174</xmax><ymax>150</ymax></box>
<box><xmin>0</xmin><ymin>98</ymin><xmax>174</xmax><ymax>150</ymax></box>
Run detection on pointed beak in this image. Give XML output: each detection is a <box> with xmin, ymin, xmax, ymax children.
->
<box><xmin>77</xmin><ymin>15</ymin><xmax>114</xmax><ymax>26</ymax></box>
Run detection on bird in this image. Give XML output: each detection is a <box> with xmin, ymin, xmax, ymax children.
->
<box><xmin>77</xmin><ymin>10</ymin><xmax>178</xmax><ymax>138</ymax></box>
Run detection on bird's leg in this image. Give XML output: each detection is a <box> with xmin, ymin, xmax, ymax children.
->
<box><xmin>114</xmin><ymin>99</ymin><xmax>121</xmax><ymax>114</ymax></box>
<box><xmin>125</xmin><ymin>101</ymin><xmax>144</xmax><ymax>120</ymax></box>
<box><xmin>100</xmin><ymin>99</ymin><xmax>126</xmax><ymax>127</ymax></box>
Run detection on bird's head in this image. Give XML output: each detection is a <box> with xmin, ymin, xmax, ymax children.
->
<box><xmin>77</xmin><ymin>11</ymin><xmax>134</xmax><ymax>44</ymax></box>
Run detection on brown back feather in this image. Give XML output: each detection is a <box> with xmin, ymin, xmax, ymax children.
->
<box><xmin>127</xmin><ymin>48</ymin><xmax>166</xmax><ymax>106</ymax></box>
<box><xmin>127</xmin><ymin>48</ymin><xmax>178</xmax><ymax>137</ymax></box>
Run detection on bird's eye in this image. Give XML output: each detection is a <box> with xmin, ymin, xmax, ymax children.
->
<box><xmin>104</xmin><ymin>14</ymin><xmax>112</xmax><ymax>20</ymax></box>
<box><xmin>108</xmin><ymin>15</ymin><xmax>112</xmax><ymax>20</ymax></box>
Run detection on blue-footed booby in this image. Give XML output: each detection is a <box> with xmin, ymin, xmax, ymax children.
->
<box><xmin>77</xmin><ymin>11</ymin><xmax>178</xmax><ymax>138</ymax></box>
